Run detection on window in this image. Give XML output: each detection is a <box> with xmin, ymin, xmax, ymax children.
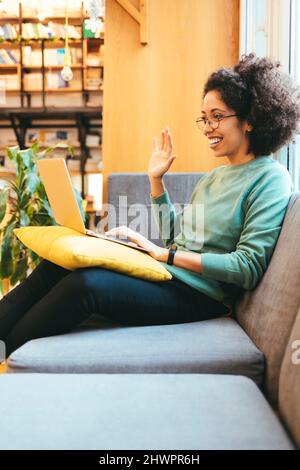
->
<box><xmin>289</xmin><ymin>0</ymin><xmax>300</xmax><ymax>190</ymax></box>
<box><xmin>239</xmin><ymin>0</ymin><xmax>268</xmax><ymax>57</ymax></box>
<box><xmin>240</xmin><ymin>0</ymin><xmax>300</xmax><ymax>189</ymax></box>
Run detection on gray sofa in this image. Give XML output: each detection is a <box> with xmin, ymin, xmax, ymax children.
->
<box><xmin>1</xmin><ymin>173</ymin><xmax>300</xmax><ymax>449</ymax></box>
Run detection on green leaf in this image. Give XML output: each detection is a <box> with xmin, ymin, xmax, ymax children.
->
<box><xmin>35</xmin><ymin>197</ymin><xmax>54</xmax><ymax>219</ymax></box>
<box><xmin>26</xmin><ymin>204</ymin><xmax>35</xmax><ymax>218</ymax></box>
<box><xmin>9</xmin><ymin>181</ymin><xmax>20</xmax><ymax>196</ymax></box>
<box><xmin>68</xmin><ymin>145</ymin><xmax>75</xmax><ymax>157</ymax></box>
<box><xmin>54</xmin><ymin>143</ymin><xmax>68</xmax><ymax>149</ymax></box>
<box><xmin>0</xmin><ymin>188</ymin><xmax>8</xmax><ymax>225</ymax></box>
<box><xmin>16</xmin><ymin>151</ymin><xmax>23</xmax><ymax>176</ymax></box>
<box><xmin>18</xmin><ymin>148</ymin><xmax>33</xmax><ymax>169</ymax></box>
<box><xmin>53</xmin><ymin>143</ymin><xmax>75</xmax><ymax>157</ymax></box>
<box><xmin>20</xmin><ymin>210</ymin><xmax>30</xmax><ymax>227</ymax></box>
<box><xmin>19</xmin><ymin>193</ymin><xmax>31</xmax><ymax>212</ymax></box>
<box><xmin>6</xmin><ymin>146</ymin><xmax>19</xmax><ymax>161</ymax></box>
<box><xmin>36</xmin><ymin>181</ymin><xmax>47</xmax><ymax>197</ymax></box>
<box><xmin>36</xmin><ymin>143</ymin><xmax>75</xmax><ymax>159</ymax></box>
<box><xmin>0</xmin><ymin>224</ymin><xmax>14</xmax><ymax>278</ymax></box>
<box><xmin>1</xmin><ymin>141</ymin><xmax>84</xmax><ymax>285</ymax></box>
<box><xmin>11</xmin><ymin>256</ymin><xmax>28</xmax><ymax>286</ymax></box>
<box><xmin>29</xmin><ymin>249</ymin><xmax>40</xmax><ymax>265</ymax></box>
<box><xmin>30</xmin><ymin>142</ymin><xmax>40</xmax><ymax>154</ymax></box>
<box><xmin>37</xmin><ymin>147</ymin><xmax>54</xmax><ymax>159</ymax></box>
<box><xmin>26</xmin><ymin>171</ymin><xmax>40</xmax><ymax>196</ymax></box>
<box><xmin>11</xmin><ymin>240</ymin><xmax>21</xmax><ymax>259</ymax></box>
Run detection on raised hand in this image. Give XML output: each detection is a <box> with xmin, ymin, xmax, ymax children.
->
<box><xmin>148</xmin><ymin>127</ymin><xmax>176</xmax><ymax>179</ymax></box>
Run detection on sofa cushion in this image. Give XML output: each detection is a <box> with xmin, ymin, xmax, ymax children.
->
<box><xmin>279</xmin><ymin>307</ymin><xmax>300</xmax><ymax>448</ymax></box>
<box><xmin>235</xmin><ymin>192</ymin><xmax>300</xmax><ymax>406</ymax></box>
<box><xmin>0</xmin><ymin>373</ymin><xmax>294</xmax><ymax>450</ymax></box>
<box><xmin>7</xmin><ymin>317</ymin><xmax>264</xmax><ymax>385</ymax></box>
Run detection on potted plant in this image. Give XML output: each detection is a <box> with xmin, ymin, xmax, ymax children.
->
<box><xmin>0</xmin><ymin>143</ymin><xmax>85</xmax><ymax>294</ymax></box>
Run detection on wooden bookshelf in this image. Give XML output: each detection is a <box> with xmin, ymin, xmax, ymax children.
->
<box><xmin>23</xmin><ymin>64</ymin><xmax>83</xmax><ymax>70</ymax></box>
<box><xmin>0</xmin><ymin>1</ymin><xmax>104</xmax><ymax>108</ymax></box>
<box><xmin>0</xmin><ymin>107</ymin><xmax>102</xmax><ymax>197</ymax></box>
<box><xmin>0</xmin><ymin>168</ymin><xmax>102</xmax><ymax>177</ymax></box>
<box><xmin>23</xmin><ymin>88</ymin><xmax>83</xmax><ymax>93</ymax></box>
<box><xmin>0</xmin><ymin>2</ymin><xmax>104</xmax><ymax>197</ymax></box>
<box><xmin>0</xmin><ymin>64</ymin><xmax>19</xmax><ymax>68</ymax></box>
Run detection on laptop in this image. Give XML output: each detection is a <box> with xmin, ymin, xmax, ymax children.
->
<box><xmin>36</xmin><ymin>158</ymin><xmax>151</xmax><ymax>253</ymax></box>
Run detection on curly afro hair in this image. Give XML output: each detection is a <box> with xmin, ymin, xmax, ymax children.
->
<box><xmin>203</xmin><ymin>53</ymin><xmax>300</xmax><ymax>157</ymax></box>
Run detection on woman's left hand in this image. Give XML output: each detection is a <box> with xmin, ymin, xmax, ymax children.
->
<box><xmin>105</xmin><ymin>226</ymin><xmax>168</xmax><ymax>262</ymax></box>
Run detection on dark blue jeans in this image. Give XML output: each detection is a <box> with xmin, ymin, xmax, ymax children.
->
<box><xmin>0</xmin><ymin>260</ymin><xmax>229</xmax><ymax>358</ymax></box>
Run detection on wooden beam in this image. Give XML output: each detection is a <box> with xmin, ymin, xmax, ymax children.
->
<box><xmin>115</xmin><ymin>0</ymin><xmax>149</xmax><ymax>45</ymax></box>
<box><xmin>116</xmin><ymin>0</ymin><xmax>141</xmax><ymax>23</ymax></box>
<box><xmin>140</xmin><ymin>0</ymin><xmax>149</xmax><ymax>45</ymax></box>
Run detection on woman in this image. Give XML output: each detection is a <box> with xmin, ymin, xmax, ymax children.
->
<box><xmin>1</xmin><ymin>53</ymin><xmax>300</xmax><ymax>358</ymax></box>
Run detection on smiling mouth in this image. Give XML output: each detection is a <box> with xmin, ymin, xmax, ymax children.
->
<box><xmin>208</xmin><ymin>137</ymin><xmax>223</xmax><ymax>149</ymax></box>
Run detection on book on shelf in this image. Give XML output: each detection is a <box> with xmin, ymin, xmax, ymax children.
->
<box><xmin>23</xmin><ymin>70</ymin><xmax>81</xmax><ymax>90</ymax></box>
<box><xmin>0</xmin><ymin>74</ymin><xmax>19</xmax><ymax>90</ymax></box>
<box><xmin>85</xmin><ymin>67</ymin><xmax>102</xmax><ymax>90</ymax></box>
<box><xmin>22</xmin><ymin>22</ymin><xmax>81</xmax><ymax>40</ymax></box>
<box><xmin>46</xmin><ymin>72</ymin><xmax>68</xmax><ymax>89</ymax></box>
<box><xmin>27</xmin><ymin>129</ymin><xmax>78</xmax><ymax>146</ymax></box>
<box><xmin>67</xmin><ymin>157</ymin><xmax>102</xmax><ymax>173</ymax></box>
<box><xmin>39</xmin><ymin>48</ymin><xmax>66</xmax><ymax>67</ymax></box>
<box><xmin>87</xmin><ymin>52</ymin><xmax>101</xmax><ymax>67</ymax></box>
<box><xmin>23</xmin><ymin>72</ymin><xmax>43</xmax><ymax>91</ymax></box>
<box><xmin>0</xmin><ymin>20</ymin><xmax>104</xmax><ymax>41</ymax></box>
<box><xmin>0</xmin><ymin>23</ymin><xmax>18</xmax><ymax>40</ymax></box>
<box><xmin>22</xmin><ymin>46</ymin><xmax>42</xmax><ymax>66</ymax></box>
<box><xmin>0</xmin><ymin>49</ymin><xmax>19</xmax><ymax>64</ymax></box>
<box><xmin>86</xmin><ymin>134</ymin><xmax>101</xmax><ymax>147</ymax></box>
<box><xmin>22</xmin><ymin>46</ymin><xmax>81</xmax><ymax>67</ymax></box>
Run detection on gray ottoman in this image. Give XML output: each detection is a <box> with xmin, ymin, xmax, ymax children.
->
<box><xmin>0</xmin><ymin>373</ymin><xmax>293</xmax><ymax>450</ymax></box>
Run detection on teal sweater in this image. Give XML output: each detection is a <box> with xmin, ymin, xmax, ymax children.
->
<box><xmin>151</xmin><ymin>156</ymin><xmax>292</xmax><ymax>311</ymax></box>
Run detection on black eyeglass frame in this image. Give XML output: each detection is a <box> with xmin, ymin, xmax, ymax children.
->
<box><xmin>196</xmin><ymin>114</ymin><xmax>239</xmax><ymax>130</ymax></box>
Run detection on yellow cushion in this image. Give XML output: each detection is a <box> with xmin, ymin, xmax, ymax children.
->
<box><xmin>13</xmin><ymin>226</ymin><xmax>172</xmax><ymax>282</ymax></box>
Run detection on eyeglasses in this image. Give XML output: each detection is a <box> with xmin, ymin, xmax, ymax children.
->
<box><xmin>196</xmin><ymin>114</ymin><xmax>239</xmax><ymax>131</ymax></box>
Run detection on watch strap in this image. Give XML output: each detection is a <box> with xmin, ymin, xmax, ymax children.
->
<box><xmin>167</xmin><ymin>244</ymin><xmax>177</xmax><ymax>265</ymax></box>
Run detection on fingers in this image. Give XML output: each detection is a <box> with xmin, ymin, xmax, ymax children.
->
<box><xmin>161</xmin><ymin>127</ymin><xmax>172</xmax><ymax>153</ymax></box>
<box><xmin>161</xmin><ymin>129</ymin><xmax>165</xmax><ymax>151</ymax></box>
<box><xmin>153</xmin><ymin>127</ymin><xmax>173</xmax><ymax>154</ymax></box>
<box><xmin>105</xmin><ymin>226</ymin><xmax>139</xmax><ymax>244</ymax></box>
<box><xmin>167</xmin><ymin>155</ymin><xmax>176</xmax><ymax>168</ymax></box>
<box><xmin>105</xmin><ymin>226</ymin><xmax>129</xmax><ymax>238</ymax></box>
<box><xmin>167</xmin><ymin>133</ymin><xmax>173</xmax><ymax>156</ymax></box>
<box><xmin>163</xmin><ymin>128</ymin><xmax>169</xmax><ymax>152</ymax></box>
